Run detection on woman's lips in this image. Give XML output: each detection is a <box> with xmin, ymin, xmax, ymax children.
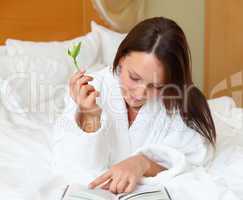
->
<box><xmin>131</xmin><ymin>95</ymin><xmax>143</xmax><ymax>102</ymax></box>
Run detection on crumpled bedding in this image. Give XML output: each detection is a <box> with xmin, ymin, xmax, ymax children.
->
<box><xmin>0</xmin><ymin>51</ymin><xmax>242</xmax><ymax>200</ymax></box>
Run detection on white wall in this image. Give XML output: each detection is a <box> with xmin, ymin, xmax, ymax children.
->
<box><xmin>145</xmin><ymin>0</ymin><xmax>205</xmax><ymax>90</ymax></box>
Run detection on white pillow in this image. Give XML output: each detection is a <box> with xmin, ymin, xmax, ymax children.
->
<box><xmin>91</xmin><ymin>21</ymin><xmax>127</xmax><ymax>65</ymax></box>
<box><xmin>208</xmin><ymin>96</ymin><xmax>236</xmax><ymax>125</ymax></box>
<box><xmin>207</xmin><ymin>96</ymin><xmax>243</xmax><ymax>149</ymax></box>
<box><xmin>0</xmin><ymin>45</ymin><xmax>7</xmax><ymax>56</ymax></box>
<box><xmin>0</xmin><ymin>54</ymin><xmax>73</xmax><ymax>124</ymax></box>
<box><xmin>5</xmin><ymin>31</ymin><xmax>102</xmax><ymax>70</ymax></box>
<box><xmin>208</xmin><ymin>96</ymin><xmax>236</xmax><ymax>112</ymax></box>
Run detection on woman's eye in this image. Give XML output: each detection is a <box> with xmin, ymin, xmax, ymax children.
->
<box><xmin>154</xmin><ymin>86</ymin><xmax>163</xmax><ymax>90</ymax></box>
<box><xmin>130</xmin><ymin>76</ymin><xmax>140</xmax><ymax>81</ymax></box>
<box><xmin>148</xmin><ymin>84</ymin><xmax>162</xmax><ymax>90</ymax></box>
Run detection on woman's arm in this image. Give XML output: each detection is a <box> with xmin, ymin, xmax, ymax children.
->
<box><xmin>75</xmin><ymin>107</ymin><xmax>102</xmax><ymax>133</ymax></box>
<box><xmin>140</xmin><ymin>154</ymin><xmax>167</xmax><ymax>177</ymax></box>
<box><xmin>53</xmin><ymin>68</ymin><xmax>111</xmax><ymax>180</ymax></box>
<box><xmin>133</xmin><ymin>114</ymin><xmax>213</xmax><ymax>187</ymax></box>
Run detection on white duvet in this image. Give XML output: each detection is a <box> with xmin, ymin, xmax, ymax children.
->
<box><xmin>0</xmin><ymin>27</ymin><xmax>243</xmax><ymax>200</ymax></box>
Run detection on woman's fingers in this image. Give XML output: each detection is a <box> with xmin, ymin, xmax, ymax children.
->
<box><xmin>69</xmin><ymin>70</ymin><xmax>85</xmax><ymax>98</ymax></box>
<box><xmin>78</xmin><ymin>84</ymin><xmax>95</xmax><ymax>99</ymax></box>
<box><xmin>77</xmin><ymin>75</ymin><xmax>93</xmax><ymax>87</ymax></box>
<box><xmin>73</xmin><ymin>76</ymin><xmax>93</xmax><ymax>99</ymax></box>
<box><xmin>74</xmin><ymin>76</ymin><xmax>93</xmax><ymax>96</ymax></box>
<box><xmin>108</xmin><ymin>176</ymin><xmax>133</xmax><ymax>194</ymax></box>
<box><xmin>69</xmin><ymin>70</ymin><xmax>87</xmax><ymax>99</ymax></box>
<box><xmin>101</xmin><ymin>179</ymin><xmax>112</xmax><ymax>190</ymax></box>
<box><xmin>109</xmin><ymin>176</ymin><xmax>121</xmax><ymax>194</ymax></box>
<box><xmin>124</xmin><ymin>177</ymin><xmax>137</xmax><ymax>193</ymax></box>
<box><xmin>90</xmin><ymin>173</ymin><xmax>137</xmax><ymax>194</ymax></box>
<box><xmin>77</xmin><ymin>88</ymin><xmax>99</xmax><ymax>111</ymax></box>
<box><xmin>89</xmin><ymin>172</ymin><xmax>112</xmax><ymax>189</ymax></box>
<box><xmin>85</xmin><ymin>90</ymin><xmax>100</xmax><ymax>106</ymax></box>
<box><xmin>69</xmin><ymin>69</ymin><xmax>85</xmax><ymax>89</ymax></box>
<box><xmin>116</xmin><ymin>179</ymin><xmax>129</xmax><ymax>194</ymax></box>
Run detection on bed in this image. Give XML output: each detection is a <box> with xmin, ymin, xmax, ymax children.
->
<box><xmin>0</xmin><ymin>2</ymin><xmax>243</xmax><ymax>200</ymax></box>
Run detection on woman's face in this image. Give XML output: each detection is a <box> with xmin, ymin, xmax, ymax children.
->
<box><xmin>119</xmin><ymin>51</ymin><xmax>164</xmax><ymax>109</ymax></box>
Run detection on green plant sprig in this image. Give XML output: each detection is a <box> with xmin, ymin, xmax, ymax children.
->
<box><xmin>68</xmin><ymin>41</ymin><xmax>81</xmax><ymax>71</ymax></box>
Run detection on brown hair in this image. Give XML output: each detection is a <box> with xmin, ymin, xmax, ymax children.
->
<box><xmin>113</xmin><ymin>17</ymin><xmax>216</xmax><ymax>146</ymax></box>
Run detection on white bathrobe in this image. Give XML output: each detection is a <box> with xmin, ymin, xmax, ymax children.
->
<box><xmin>52</xmin><ymin>66</ymin><xmax>213</xmax><ymax>189</ymax></box>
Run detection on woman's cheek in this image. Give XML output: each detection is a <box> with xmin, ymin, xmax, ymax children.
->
<box><xmin>120</xmin><ymin>78</ymin><xmax>136</xmax><ymax>96</ymax></box>
<box><xmin>127</xmin><ymin>80</ymin><xmax>138</xmax><ymax>91</ymax></box>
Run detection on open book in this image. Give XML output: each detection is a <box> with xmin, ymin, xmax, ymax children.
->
<box><xmin>61</xmin><ymin>184</ymin><xmax>171</xmax><ymax>200</ymax></box>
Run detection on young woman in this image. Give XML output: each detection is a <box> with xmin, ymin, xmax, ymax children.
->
<box><xmin>53</xmin><ymin>17</ymin><xmax>216</xmax><ymax>194</ymax></box>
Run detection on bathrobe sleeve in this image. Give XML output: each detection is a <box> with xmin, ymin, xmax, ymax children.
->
<box><xmin>52</xmin><ymin>68</ymin><xmax>111</xmax><ymax>182</ymax></box>
<box><xmin>133</xmin><ymin>112</ymin><xmax>214</xmax><ymax>187</ymax></box>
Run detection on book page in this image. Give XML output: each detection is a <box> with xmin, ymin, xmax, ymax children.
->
<box><xmin>62</xmin><ymin>184</ymin><xmax>116</xmax><ymax>200</ymax></box>
<box><xmin>62</xmin><ymin>184</ymin><xmax>169</xmax><ymax>200</ymax></box>
<box><xmin>116</xmin><ymin>185</ymin><xmax>168</xmax><ymax>200</ymax></box>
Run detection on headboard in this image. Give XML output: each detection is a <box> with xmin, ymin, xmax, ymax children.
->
<box><xmin>0</xmin><ymin>0</ymin><xmax>108</xmax><ymax>45</ymax></box>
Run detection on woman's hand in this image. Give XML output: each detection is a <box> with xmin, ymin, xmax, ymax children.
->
<box><xmin>69</xmin><ymin>69</ymin><xmax>102</xmax><ymax>132</ymax></box>
<box><xmin>69</xmin><ymin>69</ymin><xmax>100</xmax><ymax>113</ymax></box>
<box><xmin>88</xmin><ymin>154</ymin><xmax>151</xmax><ymax>194</ymax></box>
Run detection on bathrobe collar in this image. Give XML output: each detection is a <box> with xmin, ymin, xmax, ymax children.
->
<box><xmin>105</xmin><ymin>66</ymin><xmax>166</xmax><ymax>160</ymax></box>
<box><xmin>108</xmin><ymin>66</ymin><xmax>163</xmax><ymax>130</ymax></box>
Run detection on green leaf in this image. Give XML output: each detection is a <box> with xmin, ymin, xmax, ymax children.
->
<box><xmin>68</xmin><ymin>41</ymin><xmax>82</xmax><ymax>71</ymax></box>
<box><xmin>72</xmin><ymin>41</ymin><xmax>81</xmax><ymax>59</ymax></box>
<box><xmin>68</xmin><ymin>49</ymin><xmax>71</xmax><ymax>56</ymax></box>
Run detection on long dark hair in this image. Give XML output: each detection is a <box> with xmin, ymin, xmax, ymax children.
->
<box><xmin>113</xmin><ymin>17</ymin><xmax>216</xmax><ymax>146</ymax></box>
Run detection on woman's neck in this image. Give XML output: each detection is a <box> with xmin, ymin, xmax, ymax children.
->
<box><xmin>126</xmin><ymin>103</ymin><xmax>141</xmax><ymax>127</ymax></box>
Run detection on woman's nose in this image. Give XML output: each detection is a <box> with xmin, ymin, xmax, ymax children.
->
<box><xmin>135</xmin><ymin>84</ymin><xmax>147</xmax><ymax>100</ymax></box>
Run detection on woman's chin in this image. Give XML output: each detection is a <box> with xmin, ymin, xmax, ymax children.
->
<box><xmin>126</xmin><ymin>99</ymin><xmax>144</xmax><ymax>109</ymax></box>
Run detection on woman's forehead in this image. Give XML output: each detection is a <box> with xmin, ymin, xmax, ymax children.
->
<box><xmin>122</xmin><ymin>52</ymin><xmax>164</xmax><ymax>83</ymax></box>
